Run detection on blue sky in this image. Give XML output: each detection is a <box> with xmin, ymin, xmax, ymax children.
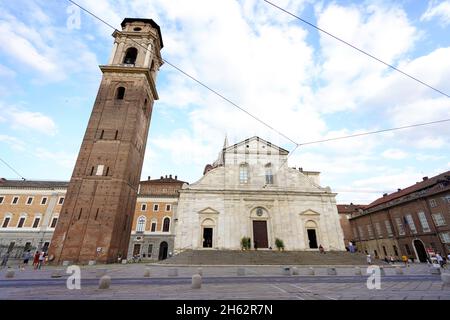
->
<box><xmin>0</xmin><ymin>0</ymin><xmax>449</xmax><ymax>204</ymax></box>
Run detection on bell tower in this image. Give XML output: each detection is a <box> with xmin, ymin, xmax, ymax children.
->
<box><xmin>48</xmin><ymin>18</ymin><xmax>163</xmax><ymax>264</ymax></box>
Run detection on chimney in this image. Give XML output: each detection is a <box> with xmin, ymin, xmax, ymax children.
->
<box><xmin>148</xmin><ymin>176</ymin><xmax>151</xmax><ymax>180</ymax></box>
<box><xmin>299</xmin><ymin>167</ymin><xmax>303</xmax><ymax>172</ymax></box>
<box><xmin>165</xmin><ymin>175</ymin><xmax>168</xmax><ymax>179</ymax></box>
<box><xmin>383</xmin><ymin>193</ymin><xmax>388</xmax><ymax>197</ymax></box>
<box><xmin>169</xmin><ymin>174</ymin><xmax>172</xmax><ymax>179</ymax></box>
<box><xmin>397</xmin><ymin>188</ymin><xmax>401</xmax><ymax>192</ymax></box>
<box><xmin>175</xmin><ymin>175</ymin><xmax>177</xmax><ymax>180</ymax></box>
<box><xmin>160</xmin><ymin>176</ymin><xmax>163</xmax><ymax>179</ymax></box>
<box><xmin>422</xmin><ymin>176</ymin><xmax>428</xmax><ymax>181</ymax></box>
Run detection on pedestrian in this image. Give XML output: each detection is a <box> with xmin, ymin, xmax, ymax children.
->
<box><xmin>21</xmin><ymin>250</ymin><xmax>32</xmax><ymax>270</ymax></box>
<box><xmin>390</xmin><ymin>255</ymin><xmax>395</xmax><ymax>264</ymax></box>
<box><xmin>401</xmin><ymin>255</ymin><xmax>409</xmax><ymax>267</ymax></box>
<box><xmin>1</xmin><ymin>252</ymin><xmax>10</xmax><ymax>268</ymax></box>
<box><xmin>38</xmin><ymin>251</ymin><xmax>45</xmax><ymax>269</ymax></box>
<box><xmin>366</xmin><ymin>253</ymin><xmax>372</xmax><ymax>265</ymax></box>
<box><xmin>436</xmin><ymin>253</ymin><xmax>445</xmax><ymax>268</ymax></box>
<box><xmin>33</xmin><ymin>251</ymin><xmax>40</xmax><ymax>269</ymax></box>
<box><xmin>254</xmin><ymin>240</ymin><xmax>258</xmax><ymax>251</ymax></box>
<box><xmin>319</xmin><ymin>244</ymin><xmax>325</xmax><ymax>254</ymax></box>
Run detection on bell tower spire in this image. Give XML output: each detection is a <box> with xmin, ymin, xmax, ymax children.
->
<box><xmin>48</xmin><ymin>18</ymin><xmax>164</xmax><ymax>264</ymax></box>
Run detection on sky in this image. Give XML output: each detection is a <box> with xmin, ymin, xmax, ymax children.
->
<box><xmin>0</xmin><ymin>0</ymin><xmax>449</xmax><ymax>204</ymax></box>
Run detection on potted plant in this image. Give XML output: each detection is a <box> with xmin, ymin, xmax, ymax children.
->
<box><xmin>241</xmin><ymin>237</ymin><xmax>251</xmax><ymax>250</ymax></box>
<box><xmin>275</xmin><ymin>238</ymin><xmax>285</xmax><ymax>251</ymax></box>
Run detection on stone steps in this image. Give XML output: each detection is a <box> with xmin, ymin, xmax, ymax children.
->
<box><xmin>160</xmin><ymin>250</ymin><xmax>369</xmax><ymax>265</ymax></box>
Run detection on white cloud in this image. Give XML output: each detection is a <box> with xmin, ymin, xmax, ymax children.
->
<box><xmin>0</xmin><ymin>134</ymin><xmax>25</xmax><ymax>151</ymax></box>
<box><xmin>382</xmin><ymin>148</ymin><xmax>408</xmax><ymax>160</ymax></box>
<box><xmin>33</xmin><ymin>148</ymin><xmax>76</xmax><ymax>169</ymax></box>
<box><xmin>421</xmin><ymin>0</ymin><xmax>450</xmax><ymax>26</ymax></box>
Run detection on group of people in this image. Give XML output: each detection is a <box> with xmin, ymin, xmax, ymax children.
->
<box><xmin>0</xmin><ymin>250</ymin><xmax>47</xmax><ymax>270</ymax></box>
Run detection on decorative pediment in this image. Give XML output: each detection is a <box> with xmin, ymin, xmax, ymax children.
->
<box><xmin>198</xmin><ymin>207</ymin><xmax>220</xmax><ymax>215</ymax></box>
<box><xmin>299</xmin><ymin>209</ymin><xmax>320</xmax><ymax>216</ymax></box>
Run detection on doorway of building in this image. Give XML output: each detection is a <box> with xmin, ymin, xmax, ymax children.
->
<box><xmin>133</xmin><ymin>244</ymin><xmax>141</xmax><ymax>257</ymax></box>
<box><xmin>203</xmin><ymin>228</ymin><xmax>213</xmax><ymax>248</ymax></box>
<box><xmin>252</xmin><ymin>221</ymin><xmax>268</xmax><ymax>248</ymax></box>
<box><xmin>158</xmin><ymin>241</ymin><xmax>168</xmax><ymax>260</ymax></box>
<box><xmin>413</xmin><ymin>239</ymin><xmax>428</xmax><ymax>262</ymax></box>
<box><xmin>307</xmin><ymin>229</ymin><xmax>318</xmax><ymax>249</ymax></box>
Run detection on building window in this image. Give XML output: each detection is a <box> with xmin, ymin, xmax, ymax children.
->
<box><xmin>7</xmin><ymin>242</ymin><xmax>15</xmax><ymax>253</ymax></box>
<box><xmin>0</xmin><ymin>196</ymin><xmax>4</xmax><ymax>204</ymax></box>
<box><xmin>26</xmin><ymin>197</ymin><xmax>33</xmax><ymax>205</ymax></box>
<box><xmin>96</xmin><ymin>165</ymin><xmax>104</xmax><ymax>176</ymax></box>
<box><xmin>265</xmin><ymin>163</ymin><xmax>273</xmax><ymax>184</ymax></box>
<box><xmin>41</xmin><ymin>197</ymin><xmax>48</xmax><ymax>205</ymax></box>
<box><xmin>432</xmin><ymin>213</ymin><xmax>446</xmax><ymax>226</ymax></box>
<box><xmin>123</xmin><ymin>47</ymin><xmax>138</xmax><ymax>64</ymax></box>
<box><xmin>147</xmin><ymin>244</ymin><xmax>153</xmax><ymax>258</ymax></box>
<box><xmin>116</xmin><ymin>87</ymin><xmax>125</xmax><ymax>100</ymax></box>
<box><xmin>439</xmin><ymin>232</ymin><xmax>450</xmax><ymax>243</ymax></box>
<box><xmin>151</xmin><ymin>221</ymin><xmax>156</xmax><ymax>232</ymax></box>
<box><xmin>444</xmin><ymin>195</ymin><xmax>450</xmax><ymax>204</ymax></box>
<box><xmin>165</xmin><ymin>204</ymin><xmax>171</xmax><ymax>212</ymax></box>
<box><xmin>50</xmin><ymin>217</ymin><xmax>58</xmax><ymax>228</ymax></box>
<box><xmin>32</xmin><ymin>217</ymin><xmax>41</xmax><ymax>228</ymax></box>
<box><xmin>11</xmin><ymin>196</ymin><xmax>19</xmax><ymax>205</ymax></box>
<box><xmin>405</xmin><ymin>214</ymin><xmax>417</xmax><ymax>234</ymax></box>
<box><xmin>162</xmin><ymin>217</ymin><xmax>170</xmax><ymax>232</ymax></box>
<box><xmin>367</xmin><ymin>225</ymin><xmax>374</xmax><ymax>239</ymax></box>
<box><xmin>2</xmin><ymin>216</ymin><xmax>11</xmax><ymax>228</ymax></box>
<box><xmin>395</xmin><ymin>217</ymin><xmax>405</xmax><ymax>235</ymax></box>
<box><xmin>42</xmin><ymin>242</ymin><xmax>50</xmax><ymax>252</ymax></box>
<box><xmin>239</xmin><ymin>164</ymin><xmax>249</xmax><ymax>184</ymax></box>
<box><xmin>17</xmin><ymin>216</ymin><xmax>26</xmax><ymax>228</ymax></box>
<box><xmin>417</xmin><ymin>211</ymin><xmax>431</xmax><ymax>232</ymax></box>
<box><xmin>374</xmin><ymin>222</ymin><xmax>383</xmax><ymax>238</ymax></box>
<box><xmin>429</xmin><ymin>199</ymin><xmax>437</xmax><ymax>208</ymax></box>
<box><xmin>358</xmin><ymin>226</ymin><xmax>365</xmax><ymax>239</ymax></box>
<box><xmin>136</xmin><ymin>216</ymin><xmax>146</xmax><ymax>233</ymax></box>
<box><xmin>405</xmin><ymin>244</ymin><xmax>412</xmax><ymax>255</ymax></box>
<box><xmin>393</xmin><ymin>245</ymin><xmax>399</xmax><ymax>256</ymax></box>
<box><xmin>58</xmin><ymin>197</ymin><xmax>65</xmax><ymax>205</ymax></box>
<box><xmin>141</xmin><ymin>204</ymin><xmax>147</xmax><ymax>211</ymax></box>
<box><xmin>153</xmin><ymin>204</ymin><xmax>159</xmax><ymax>212</ymax></box>
<box><xmin>385</xmin><ymin>220</ymin><xmax>393</xmax><ymax>237</ymax></box>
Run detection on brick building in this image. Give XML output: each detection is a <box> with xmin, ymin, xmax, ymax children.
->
<box><xmin>336</xmin><ymin>204</ymin><xmax>366</xmax><ymax>247</ymax></box>
<box><xmin>350</xmin><ymin>171</ymin><xmax>450</xmax><ymax>261</ymax></box>
<box><xmin>0</xmin><ymin>176</ymin><xmax>186</xmax><ymax>262</ymax></box>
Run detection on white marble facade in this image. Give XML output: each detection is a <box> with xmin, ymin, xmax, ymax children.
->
<box><xmin>174</xmin><ymin>136</ymin><xmax>346</xmax><ymax>252</ymax></box>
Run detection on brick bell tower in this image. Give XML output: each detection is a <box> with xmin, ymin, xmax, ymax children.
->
<box><xmin>48</xmin><ymin>18</ymin><xmax>163</xmax><ymax>264</ymax></box>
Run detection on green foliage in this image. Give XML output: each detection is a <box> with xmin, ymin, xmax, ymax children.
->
<box><xmin>275</xmin><ymin>238</ymin><xmax>285</xmax><ymax>251</ymax></box>
<box><xmin>241</xmin><ymin>237</ymin><xmax>251</xmax><ymax>250</ymax></box>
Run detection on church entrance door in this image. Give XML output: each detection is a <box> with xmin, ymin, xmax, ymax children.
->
<box><xmin>133</xmin><ymin>244</ymin><xmax>141</xmax><ymax>257</ymax></box>
<box><xmin>307</xmin><ymin>229</ymin><xmax>318</xmax><ymax>249</ymax></box>
<box><xmin>158</xmin><ymin>241</ymin><xmax>168</xmax><ymax>260</ymax></box>
<box><xmin>203</xmin><ymin>228</ymin><xmax>213</xmax><ymax>248</ymax></box>
<box><xmin>253</xmin><ymin>221</ymin><xmax>268</xmax><ymax>248</ymax></box>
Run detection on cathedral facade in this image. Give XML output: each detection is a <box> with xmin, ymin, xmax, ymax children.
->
<box><xmin>174</xmin><ymin>137</ymin><xmax>346</xmax><ymax>252</ymax></box>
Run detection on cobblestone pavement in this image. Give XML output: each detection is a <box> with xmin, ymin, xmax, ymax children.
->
<box><xmin>0</xmin><ymin>263</ymin><xmax>449</xmax><ymax>300</ymax></box>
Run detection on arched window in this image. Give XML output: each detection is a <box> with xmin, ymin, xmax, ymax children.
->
<box><xmin>116</xmin><ymin>87</ymin><xmax>125</xmax><ymax>100</ymax></box>
<box><xmin>123</xmin><ymin>47</ymin><xmax>138</xmax><ymax>65</ymax></box>
<box><xmin>136</xmin><ymin>216</ymin><xmax>146</xmax><ymax>232</ymax></box>
<box><xmin>239</xmin><ymin>163</ymin><xmax>248</xmax><ymax>183</ymax></box>
<box><xmin>265</xmin><ymin>163</ymin><xmax>273</xmax><ymax>184</ymax></box>
<box><xmin>162</xmin><ymin>217</ymin><xmax>170</xmax><ymax>232</ymax></box>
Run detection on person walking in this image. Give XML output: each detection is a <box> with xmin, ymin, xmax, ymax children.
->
<box><xmin>21</xmin><ymin>250</ymin><xmax>32</xmax><ymax>270</ymax></box>
<box><xmin>319</xmin><ymin>244</ymin><xmax>325</xmax><ymax>254</ymax></box>
<box><xmin>1</xmin><ymin>252</ymin><xmax>10</xmax><ymax>268</ymax></box>
<box><xmin>436</xmin><ymin>253</ymin><xmax>445</xmax><ymax>268</ymax></box>
<box><xmin>401</xmin><ymin>255</ymin><xmax>409</xmax><ymax>267</ymax></box>
<box><xmin>37</xmin><ymin>251</ymin><xmax>45</xmax><ymax>270</ymax></box>
<box><xmin>390</xmin><ymin>255</ymin><xmax>395</xmax><ymax>264</ymax></box>
<box><xmin>366</xmin><ymin>253</ymin><xmax>372</xmax><ymax>265</ymax></box>
<box><xmin>33</xmin><ymin>251</ymin><xmax>40</xmax><ymax>269</ymax></box>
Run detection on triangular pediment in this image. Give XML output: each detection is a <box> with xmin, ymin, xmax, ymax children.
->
<box><xmin>198</xmin><ymin>207</ymin><xmax>220</xmax><ymax>214</ymax></box>
<box><xmin>299</xmin><ymin>209</ymin><xmax>320</xmax><ymax>216</ymax></box>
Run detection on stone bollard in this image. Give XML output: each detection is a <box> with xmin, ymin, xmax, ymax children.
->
<box><xmin>441</xmin><ymin>272</ymin><xmax>450</xmax><ymax>286</ymax></box>
<box><xmin>121</xmin><ymin>259</ymin><xmax>127</xmax><ymax>264</ymax></box>
<box><xmin>98</xmin><ymin>275</ymin><xmax>111</xmax><ymax>289</ymax></box>
<box><xmin>308</xmin><ymin>267</ymin><xmax>315</xmax><ymax>276</ymax></box>
<box><xmin>168</xmin><ymin>268</ymin><xmax>178</xmax><ymax>277</ymax></box>
<box><xmin>327</xmin><ymin>267</ymin><xmax>337</xmax><ymax>276</ymax></box>
<box><xmin>5</xmin><ymin>269</ymin><xmax>15</xmax><ymax>278</ymax></box>
<box><xmin>51</xmin><ymin>269</ymin><xmax>63</xmax><ymax>278</ymax></box>
<box><xmin>282</xmin><ymin>266</ymin><xmax>292</xmax><ymax>276</ymax></box>
<box><xmin>430</xmin><ymin>267</ymin><xmax>441</xmax><ymax>275</ymax></box>
<box><xmin>395</xmin><ymin>266</ymin><xmax>403</xmax><ymax>275</ymax></box>
<box><xmin>144</xmin><ymin>268</ymin><xmax>151</xmax><ymax>278</ymax></box>
<box><xmin>355</xmin><ymin>266</ymin><xmax>362</xmax><ymax>275</ymax></box>
<box><xmin>237</xmin><ymin>268</ymin><xmax>246</xmax><ymax>276</ymax></box>
<box><xmin>191</xmin><ymin>274</ymin><xmax>202</xmax><ymax>289</ymax></box>
<box><xmin>292</xmin><ymin>267</ymin><xmax>299</xmax><ymax>275</ymax></box>
<box><xmin>96</xmin><ymin>268</ymin><xmax>108</xmax><ymax>278</ymax></box>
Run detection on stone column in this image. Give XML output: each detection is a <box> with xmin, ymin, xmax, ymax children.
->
<box><xmin>144</xmin><ymin>42</ymin><xmax>153</xmax><ymax>68</ymax></box>
<box><xmin>108</xmin><ymin>42</ymin><xmax>118</xmax><ymax>65</ymax></box>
